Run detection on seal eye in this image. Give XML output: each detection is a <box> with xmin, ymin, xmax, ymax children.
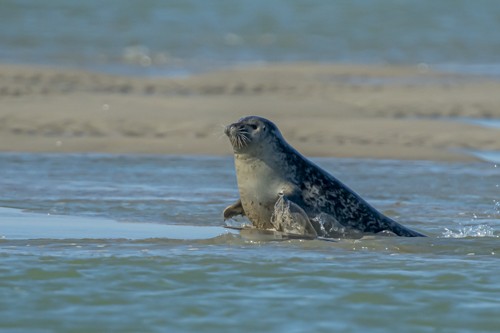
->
<box><xmin>249</xmin><ymin>124</ymin><xmax>258</xmax><ymax>130</ymax></box>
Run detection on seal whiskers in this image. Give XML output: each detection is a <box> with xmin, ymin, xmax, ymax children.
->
<box><xmin>226</xmin><ymin>124</ymin><xmax>251</xmax><ymax>150</ymax></box>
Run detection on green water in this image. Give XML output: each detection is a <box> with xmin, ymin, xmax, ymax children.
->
<box><xmin>0</xmin><ymin>154</ymin><xmax>499</xmax><ymax>332</ymax></box>
<box><xmin>1</xmin><ymin>237</ymin><xmax>499</xmax><ymax>333</ymax></box>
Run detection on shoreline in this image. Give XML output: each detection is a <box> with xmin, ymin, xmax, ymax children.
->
<box><xmin>1</xmin><ymin>62</ymin><xmax>499</xmax><ymax>162</ymax></box>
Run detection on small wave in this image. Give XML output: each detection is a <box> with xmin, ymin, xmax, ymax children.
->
<box><xmin>442</xmin><ymin>225</ymin><xmax>498</xmax><ymax>238</ymax></box>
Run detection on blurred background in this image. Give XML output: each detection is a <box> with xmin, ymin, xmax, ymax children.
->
<box><xmin>1</xmin><ymin>0</ymin><xmax>500</xmax><ymax>76</ymax></box>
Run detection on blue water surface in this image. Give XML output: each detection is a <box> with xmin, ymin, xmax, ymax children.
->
<box><xmin>1</xmin><ymin>0</ymin><xmax>500</xmax><ymax>75</ymax></box>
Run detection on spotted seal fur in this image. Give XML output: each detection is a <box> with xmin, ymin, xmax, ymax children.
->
<box><xmin>223</xmin><ymin>116</ymin><xmax>425</xmax><ymax>238</ymax></box>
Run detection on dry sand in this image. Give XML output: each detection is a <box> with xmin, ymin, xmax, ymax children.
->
<box><xmin>1</xmin><ymin>62</ymin><xmax>499</xmax><ymax>161</ymax></box>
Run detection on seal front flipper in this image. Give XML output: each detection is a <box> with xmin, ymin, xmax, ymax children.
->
<box><xmin>223</xmin><ymin>199</ymin><xmax>246</xmax><ymax>220</ymax></box>
<box><xmin>271</xmin><ymin>194</ymin><xmax>317</xmax><ymax>238</ymax></box>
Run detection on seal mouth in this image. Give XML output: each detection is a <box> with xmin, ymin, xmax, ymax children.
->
<box><xmin>225</xmin><ymin>123</ymin><xmax>251</xmax><ymax>150</ymax></box>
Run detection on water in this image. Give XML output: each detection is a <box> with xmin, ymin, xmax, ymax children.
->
<box><xmin>0</xmin><ymin>153</ymin><xmax>499</xmax><ymax>332</ymax></box>
<box><xmin>458</xmin><ymin>118</ymin><xmax>500</xmax><ymax>130</ymax></box>
<box><xmin>1</xmin><ymin>0</ymin><xmax>500</xmax><ymax>76</ymax></box>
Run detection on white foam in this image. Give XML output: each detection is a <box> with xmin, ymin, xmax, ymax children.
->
<box><xmin>442</xmin><ymin>224</ymin><xmax>498</xmax><ymax>238</ymax></box>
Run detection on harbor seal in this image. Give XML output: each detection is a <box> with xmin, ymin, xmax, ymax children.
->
<box><xmin>223</xmin><ymin>116</ymin><xmax>426</xmax><ymax>238</ymax></box>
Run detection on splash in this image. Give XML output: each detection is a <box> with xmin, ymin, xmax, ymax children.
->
<box><xmin>494</xmin><ymin>200</ymin><xmax>500</xmax><ymax>214</ymax></box>
<box><xmin>311</xmin><ymin>213</ymin><xmax>363</xmax><ymax>239</ymax></box>
<box><xmin>271</xmin><ymin>195</ymin><xmax>317</xmax><ymax>237</ymax></box>
<box><xmin>224</xmin><ymin>218</ymin><xmax>252</xmax><ymax>230</ymax></box>
<box><xmin>442</xmin><ymin>225</ymin><xmax>498</xmax><ymax>238</ymax></box>
<box><xmin>312</xmin><ymin>213</ymin><xmax>344</xmax><ymax>237</ymax></box>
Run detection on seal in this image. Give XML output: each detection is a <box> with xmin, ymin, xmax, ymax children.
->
<box><xmin>223</xmin><ymin>116</ymin><xmax>426</xmax><ymax>238</ymax></box>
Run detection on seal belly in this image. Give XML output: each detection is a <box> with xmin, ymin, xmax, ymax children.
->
<box><xmin>234</xmin><ymin>156</ymin><xmax>284</xmax><ymax>229</ymax></box>
<box><xmin>240</xmin><ymin>196</ymin><xmax>275</xmax><ymax>229</ymax></box>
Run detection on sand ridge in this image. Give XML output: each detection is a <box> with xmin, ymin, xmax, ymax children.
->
<box><xmin>1</xmin><ymin>63</ymin><xmax>499</xmax><ymax>161</ymax></box>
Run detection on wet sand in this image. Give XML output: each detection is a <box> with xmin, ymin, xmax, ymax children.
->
<box><xmin>1</xmin><ymin>63</ymin><xmax>499</xmax><ymax>161</ymax></box>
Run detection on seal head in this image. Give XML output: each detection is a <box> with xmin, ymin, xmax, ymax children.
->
<box><xmin>225</xmin><ymin>116</ymin><xmax>283</xmax><ymax>155</ymax></box>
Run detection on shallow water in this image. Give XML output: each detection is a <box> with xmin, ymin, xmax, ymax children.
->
<box><xmin>458</xmin><ymin>118</ymin><xmax>500</xmax><ymax>130</ymax></box>
<box><xmin>0</xmin><ymin>153</ymin><xmax>499</xmax><ymax>332</ymax></box>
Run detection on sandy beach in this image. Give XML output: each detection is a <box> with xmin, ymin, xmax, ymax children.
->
<box><xmin>1</xmin><ymin>62</ymin><xmax>499</xmax><ymax>161</ymax></box>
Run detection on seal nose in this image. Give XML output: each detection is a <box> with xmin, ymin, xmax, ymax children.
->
<box><xmin>224</xmin><ymin>122</ymin><xmax>239</xmax><ymax>136</ymax></box>
<box><xmin>224</xmin><ymin>124</ymin><xmax>232</xmax><ymax>136</ymax></box>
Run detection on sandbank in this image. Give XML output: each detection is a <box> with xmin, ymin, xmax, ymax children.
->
<box><xmin>1</xmin><ymin>62</ymin><xmax>499</xmax><ymax>161</ymax></box>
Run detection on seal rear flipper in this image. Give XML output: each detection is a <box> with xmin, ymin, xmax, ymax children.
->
<box><xmin>223</xmin><ymin>199</ymin><xmax>246</xmax><ymax>220</ymax></box>
<box><xmin>381</xmin><ymin>217</ymin><xmax>427</xmax><ymax>237</ymax></box>
<box><xmin>391</xmin><ymin>224</ymin><xmax>426</xmax><ymax>237</ymax></box>
<box><xmin>271</xmin><ymin>195</ymin><xmax>317</xmax><ymax>238</ymax></box>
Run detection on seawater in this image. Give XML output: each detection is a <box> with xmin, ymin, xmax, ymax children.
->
<box><xmin>0</xmin><ymin>153</ymin><xmax>499</xmax><ymax>332</ymax></box>
<box><xmin>1</xmin><ymin>0</ymin><xmax>500</xmax><ymax>75</ymax></box>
